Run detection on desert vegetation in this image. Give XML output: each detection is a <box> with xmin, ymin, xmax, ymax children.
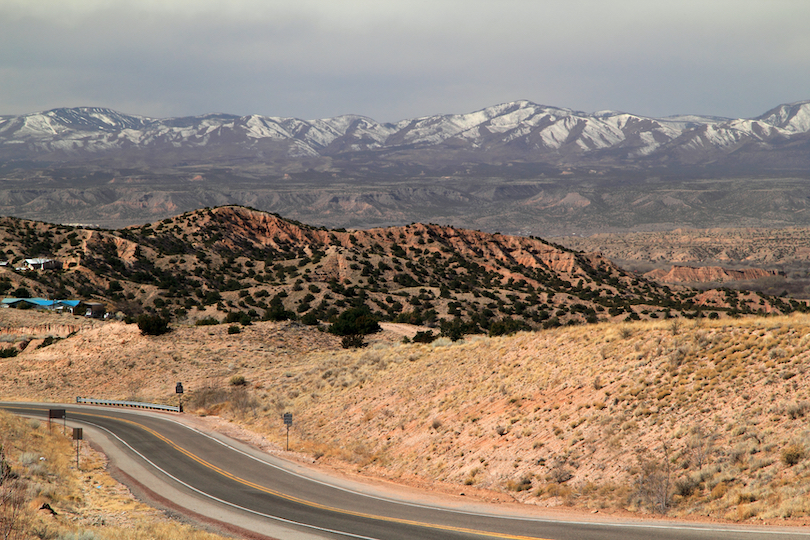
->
<box><xmin>3</xmin><ymin>206</ymin><xmax>810</xmax><ymax>526</ymax></box>
<box><xmin>3</xmin><ymin>307</ymin><xmax>810</xmax><ymax>522</ymax></box>
<box><xmin>0</xmin><ymin>410</ymin><xmax>229</xmax><ymax>540</ymax></box>
<box><xmin>557</xmin><ymin>226</ymin><xmax>810</xmax><ymax>298</ymax></box>
<box><xmin>227</xmin><ymin>315</ymin><xmax>810</xmax><ymax>521</ymax></box>
<box><xmin>0</xmin><ymin>207</ymin><xmax>803</xmax><ymax>348</ymax></box>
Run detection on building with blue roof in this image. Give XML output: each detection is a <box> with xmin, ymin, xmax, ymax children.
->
<box><xmin>1</xmin><ymin>298</ymin><xmax>85</xmax><ymax>313</ymax></box>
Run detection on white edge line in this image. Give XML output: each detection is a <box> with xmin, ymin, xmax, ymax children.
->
<box><xmin>154</xmin><ymin>415</ymin><xmax>810</xmax><ymax>537</ymax></box>
<box><xmin>57</xmin><ymin>414</ymin><xmax>381</xmax><ymax>540</ymax></box>
<box><xmin>11</xmin><ymin>405</ymin><xmax>810</xmax><ymax>538</ymax></box>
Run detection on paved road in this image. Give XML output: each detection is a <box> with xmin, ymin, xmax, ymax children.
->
<box><xmin>4</xmin><ymin>403</ymin><xmax>810</xmax><ymax>540</ymax></box>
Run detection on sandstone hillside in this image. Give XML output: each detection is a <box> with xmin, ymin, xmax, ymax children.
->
<box><xmin>556</xmin><ymin>227</ymin><xmax>810</xmax><ymax>297</ymax></box>
<box><xmin>1</xmin><ymin>207</ymin><xmax>804</xmax><ymax>342</ymax></box>
<box><xmin>643</xmin><ymin>266</ymin><xmax>780</xmax><ymax>284</ymax></box>
<box><xmin>557</xmin><ymin>227</ymin><xmax>810</xmax><ymax>267</ymax></box>
<box><xmin>3</xmin><ymin>309</ymin><xmax>810</xmax><ymax>523</ymax></box>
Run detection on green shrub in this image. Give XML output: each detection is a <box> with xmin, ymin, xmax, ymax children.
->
<box><xmin>229</xmin><ymin>375</ymin><xmax>247</xmax><ymax>386</ymax></box>
<box><xmin>36</xmin><ymin>336</ymin><xmax>62</xmax><ymax>349</ymax></box>
<box><xmin>440</xmin><ymin>318</ymin><xmax>478</xmax><ymax>341</ymax></box>
<box><xmin>674</xmin><ymin>476</ymin><xmax>699</xmax><ymax>497</ymax></box>
<box><xmin>488</xmin><ymin>317</ymin><xmax>531</xmax><ymax>337</ymax></box>
<box><xmin>137</xmin><ymin>314</ymin><xmax>171</xmax><ymax>336</ymax></box>
<box><xmin>412</xmin><ymin>330</ymin><xmax>437</xmax><ymax>343</ymax></box>
<box><xmin>12</xmin><ymin>287</ymin><xmax>30</xmax><ymax>298</ymax></box>
<box><xmin>195</xmin><ymin>316</ymin><xmax>220</xmax><ymax>326</ymax></box>
<box><xmin>263</xmin><ymin>296</ymin><xmax>294</xmax><ymax>321</ymax></box>
<box><xmin>227</xmin><ymin>325</ymin><xmax>241</xmax><ymax>334</ymax></box>
<box><xmin>506</xmin><ymin>475</ymin><xmax>533</xmax><ymax>492</ymax></box>
<box><xmin>329</xmin><ymin>306</ymin><xmax>380</xmax><ymax>336</ymax></box>
<box><xmin>225</xmin><ymin>311</ymin><xmax>252</xmax><ymax>326</ymax></box>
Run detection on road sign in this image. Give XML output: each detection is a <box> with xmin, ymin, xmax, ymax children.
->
<box><xmin>49</xmin><ymin>409</ymin><xmax>66</xmax><ymax>431</ymax></box>
<box><xmin>283</xmin><ymin>413</ymin><xmax>293</xmax><ymax>451</ymax></box>
<box><xmin>176</xmin><ymin>382</ymin><xmax>184</xmax><ymax>412</ymax></box>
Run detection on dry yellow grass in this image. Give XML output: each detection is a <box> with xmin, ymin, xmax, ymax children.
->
<box><xmin>4</xmin><ymin>309</ymin><xmax>810</xmax><ymax>523</ymax></box>
<box><xmin>0</xmin><ymin>410</ymin><xmax>230</xmax><ymax>540</ymax></box>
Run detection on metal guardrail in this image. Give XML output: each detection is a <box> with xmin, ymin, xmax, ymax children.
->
<box><xmin>76</xmin><ymin>397</ymin><xmax>180</xmax><ymax>413</ymax></box>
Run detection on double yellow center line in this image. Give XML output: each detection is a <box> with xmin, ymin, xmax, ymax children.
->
<box><xmin>76</xmin><ymin>410</ymin><xmax>552</xmax><ymax>540</ymax></box>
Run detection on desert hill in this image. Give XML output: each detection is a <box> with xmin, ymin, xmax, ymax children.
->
<box><xmin>644</xmin><ymin>266</ymin><xmax>780</xmax><ymax>284</ymax></box>
<box><xmin>0</xmin><ymin>206</ymin><xmax>803</xmax><ymax>343</ymax></box>
<box><xmin>556</xmin><ymin>227</ymin><xmax>810</xmax><ymax>298</ymax></box>
<box><xmin>557</xmin><ymin>227</ymin><xmax>810</xmax><ymax>266</ymax></box>
<box><xmin>3</xmin><ymin>308</ymin><xmax>810</xmax><ymax>522</ymax></box>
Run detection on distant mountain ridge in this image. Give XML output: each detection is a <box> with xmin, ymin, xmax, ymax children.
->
<box><xmin>2</xmin><ymin>100</ymin><xmax>810</xmax><ymax>171</ymax></box>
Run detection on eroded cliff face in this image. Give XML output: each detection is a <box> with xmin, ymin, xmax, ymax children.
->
<box><xmin>193</xmin><ymin>206</ymin><xmax>615</xmax><ymax>281</ymax></box>
<box><xmin>0</xmin><ymin>310</ymin><xmax>102</xmax><ymax>353</ymax></box>
<box><xmin>557</xmin><ymin>227</ymin><xmax>810</xmax><ymax>267</ymax></box>
<box><xmin>0</xmin><ymin>322</ymin><xmax>90</xmax><ymax>338</ymax></box>
<box><xmin>210</xmin><ymin>209</ymin><xmax>607</xmax><ymax>298</ymax></box>
<box><xmin>645</xmin><ymin>265</ymin><xmax>780</xmax><ymax>284</ymax></box>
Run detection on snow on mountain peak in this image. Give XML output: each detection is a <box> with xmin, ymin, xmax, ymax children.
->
<box><xmin>756</xmin><ymin>100</ymin><xmax>810</xmax><ymax>133</ymax></box>
<box><xmin>592</xmin><ymin>110</ymin><xmax>627</xmax><ymax>119</ymax></box>
<box><xmin>1</xmin><ymin>100</ymin><xmax>808</xmax><ymax>167</ymax></box>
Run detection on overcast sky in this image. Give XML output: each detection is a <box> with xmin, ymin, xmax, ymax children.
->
<box><xmin>2</xmin><ymin>0</ymin><xmax>809</xmax><ymax>122</ymax></box>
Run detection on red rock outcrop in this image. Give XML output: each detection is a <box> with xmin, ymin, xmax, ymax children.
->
<box><xmin>644</xmin><ymin>265</ymin><xmax>779</xmax><ymax>284</ymax></box>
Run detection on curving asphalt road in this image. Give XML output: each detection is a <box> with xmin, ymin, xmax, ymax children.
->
<box><xmin>3</xmin><ymin>403</ymin><xmax>810</xmax><ymax>540</ymax></box>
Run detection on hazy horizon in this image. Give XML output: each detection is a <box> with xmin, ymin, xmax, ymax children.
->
<box><xmin>2</xmin><ymin>0</ymin><xmax>809</xmax><ymax>123</ymax></box>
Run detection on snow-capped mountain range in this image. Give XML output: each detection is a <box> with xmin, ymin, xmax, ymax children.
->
<box><xmin>1</xmin><ymin>100</ymin><xmax>810</xmax><ymax>171</ymax></box>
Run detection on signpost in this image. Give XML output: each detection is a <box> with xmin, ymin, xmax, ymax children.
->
<box><xmin>49</xmin><ymin>409</ymin><xmax>66</xmax><ymax>432</ymax></box>
<box><xmin>283</xmin><ymin>412</ymin><xmax>293</xmax><ymax>451</ymax></box>
<box><xmin>175</xmin><ymin>382</ymin><xmax>184</xmax><ymax>412</ymax></box>
<box><xmin>73</xmin><ymin>428</ymin><xmax>83</xmax><ymax>469</ymax></box>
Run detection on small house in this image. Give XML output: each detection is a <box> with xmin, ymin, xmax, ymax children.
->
<box><xmin>83</xmin><ymin>301</ymin><xmax>106</xmax><ymax>318</ymax></box>
<box><xmin>24</xmin><ymin>258</ymin><xmax>61</xmax><ymax>270</ymax></box>
<box><xmin>55</xmin><ymin>300</ymin><xmax>81</xmax><ymax>314</ymax></box>
<box><xmin>1</xmin><ymin>298</ymin><xmax>84</xmax><ymax>314</ymax></box>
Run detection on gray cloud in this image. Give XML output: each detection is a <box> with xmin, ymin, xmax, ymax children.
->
<box><xmin>2</xmin><ymin>0</ymin><xmax>809</xmax><ymax>121</ymax></box>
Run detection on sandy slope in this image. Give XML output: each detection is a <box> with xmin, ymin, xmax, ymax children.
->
<box><xmin>3</xmin><ymin>309</ymin><xmax>810</xmax><ymax>523</ymax></box>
